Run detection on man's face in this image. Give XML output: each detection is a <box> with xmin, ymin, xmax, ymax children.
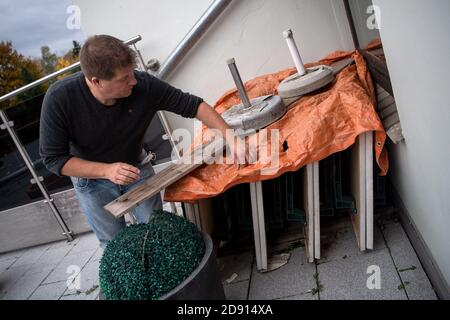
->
<box><xmin>94</xmin><ymin>65</ymin><xmax>138</xmax><ymax>99</ymax></box>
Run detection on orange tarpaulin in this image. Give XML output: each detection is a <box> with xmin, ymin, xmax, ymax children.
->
<box><xmin>164</xmin><ymin>46</ymin><xmax>388</xmax><ymax>203</ymax></box>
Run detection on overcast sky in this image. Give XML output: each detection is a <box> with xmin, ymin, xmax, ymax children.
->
<box><xmin>0</xmin><ymin>0</ymin><xmax>85</xmax><ymax>58</ymax></box>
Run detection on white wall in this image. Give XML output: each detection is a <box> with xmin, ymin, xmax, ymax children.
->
<box><xmin>372</xmin><ymin>0</ymin><xmax>450</xmax><ymax>287</ymax></box>
<box><xmin>73</xmin><ymin>0</ymin><xmax>354</xmax><ymax>136</ymax></box>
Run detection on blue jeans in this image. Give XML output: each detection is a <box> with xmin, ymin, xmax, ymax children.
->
<box><xmin>71</xmin><ymin>162</ymin><xmax>162</xmax><ymax>249</ymax></box>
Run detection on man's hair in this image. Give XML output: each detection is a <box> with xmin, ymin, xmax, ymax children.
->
<box><xmin>79</xmin><ymin>35</ymin><xmax>136</xmax><ymax>80</ymax></box>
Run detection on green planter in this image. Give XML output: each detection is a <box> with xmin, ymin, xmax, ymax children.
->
<box><xmin>99</xmin><ymin>211</ymin><xmax>225</xmax><ymax>300</ymax></box>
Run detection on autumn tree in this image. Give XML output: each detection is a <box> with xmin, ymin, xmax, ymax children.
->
<box><xmin>56</xmin><ymin>40</ymin><xmax>82</xmax><ymax>79</ymax></box>
<box><xmin>40</xmin><ymin>45</ymin><xmax>58</xmax><ymax>75</ymax></box>
<box><xmin>0</xmin><ymin>41</ymin><xmax>44</xmax><ymax>109</ymax></box>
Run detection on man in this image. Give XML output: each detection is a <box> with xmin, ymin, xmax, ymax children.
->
<box><xmin>39</xmin><ymin>35</ymin><xmax>234</xmax><ymax>249</ymax></box>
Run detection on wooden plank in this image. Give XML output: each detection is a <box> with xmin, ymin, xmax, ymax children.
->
<box><xmin>383</xmin><ymin>112</ymin><xmax>401</xmax><ymax>129</ymax></box>
<box><xmin>358</xmin><ymin>49</ymin><xmax>393</xmax><ymax>96</ymax></box>
<box><xmin>198</xmin><ymin>198</ymin><xmax>215</xmax><ymax>234</ymax></box>
<box><xmin>331</xmin><ymin>58</ymin><xmax>355</xmax><ymax>76</ymax></box>
<box><xmin>303</xmin><ymin>164</ymin><xmax>315</xmax><ymax>262</ymax></box>
<box><xmin>365</xmin><ymin>132</ymin><xmax>374</xmax><ymax>250</ymax></box>
<box><xmin>387</xmin><ymin>123</ymin><xmax>404</xmax><ymax>144</ymax></box>
<box><xmin>184</xmin><ymin>203</ymin><xmax>197</xmax><ymax>225</ymax></box>
<box><xmin>250</xmin><ymin>182</ymin><xmax>267</xmax><ymax>271</ymax></box>
<box><xmin>375</xmin><ymin>84</ymin><xmax>391</xmax><ymax>102</ymax></box>
<box><xmin>380</xmin><ymin>104</ymin><xmax>398</xmax><ymax>119</ymax></box>
<box><xmin>303</xmin><ymin>162</ymin><xmax>320</xmax><ymax>262</ymax></box>
<box><xmin>378</xmin><ymin>95</ymin><xmax>396</xmax><ymax>112</ymax></box>
<box><xmin>104</xmin><ymin>138</ymin><xmax>225</xmax><ymax>218</ymax></box>
<box><xmin>313</xmin><ymin>162</ymin><xmax>321</xmax><ymax>260</ymax></box>
<box><xmin>255</xmin><ymin>181</ymin><xmax>268</xmax><ymax>270</ymax></box>
<box><xmin>351</xmin><ymin>134</ymin><xmax>366</xmax><ymax>251</ymax></box>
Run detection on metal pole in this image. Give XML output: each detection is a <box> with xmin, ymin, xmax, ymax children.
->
<box><xmin>343</xmin><ymin>0</ymin><xmax>360</xmax><ymax>50</ymax></box>
<box><xmin>283</xmin><ymin>29</ymin><xmax>307</xmax><ymax>76</ymax></box>
<box><xmin>227</xmin><ymin>58</ymin><xmax>252</xmax><ymax>109</ymax></box>
<box><xmin>155</xmin><ymin>0</ymin><xmax>232</xmax><ymax>157</ymax></box>
<box><xmin>157</xmin><ymin>0</ymin><xmax>232</xmax><ymax>79</ymax></box>
<box><xmin>132</xmin><ymin>43</ymin><xmax>148</xmax><ymax>73</ymax></box>
<box><xmin>0</xmin><ymin>110</ymin><xmax>74</xmax><ymax>241</ymax></box>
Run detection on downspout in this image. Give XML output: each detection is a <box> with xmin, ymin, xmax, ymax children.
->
<box><xmin>154</xmin><ymin>0</ymin><xmax>233</xmax><ymax>156</ymax></box>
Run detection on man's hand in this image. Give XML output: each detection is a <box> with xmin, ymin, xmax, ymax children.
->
<box><xmin>195</xmin><ymin>102</ymin><xmax>259</xmax><ymax>167</ymax></box>
<box><xmin>104</xmin><ymin>163</ymin><xmax>141</xmax><ymax>186</ymax></box>
<box><xmin>225</xmin><ymin>132</ymin><xmax>258</xmax><ymax>167</ymax></box>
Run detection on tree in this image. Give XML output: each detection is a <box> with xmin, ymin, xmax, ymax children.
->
<box><xmin>72</xmin><ymin>40</ymin><xmax>81</xmax><ymax>57</ymax></box>
<box><xmin>40</xmin><ymin>45</ymin><xmax>58</xmax><ymax>75</ymax></box>
<box><xmin>56</xmin><ymin>41</ymin><xmax>82</xmax><ymax>80</ymax></box>
<box><xmin>0</xmin><ymin>41</ymin><xmax>44</xmax><ymax>109</ymax></box>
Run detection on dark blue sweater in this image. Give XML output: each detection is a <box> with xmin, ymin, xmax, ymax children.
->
<box><xmin>39</xmin><ymin>71</ymin><xmax>203</xmax><ymax>176</ymax></box>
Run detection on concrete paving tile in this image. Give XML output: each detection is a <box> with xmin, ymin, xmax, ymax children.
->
<box><xmin>28</xmin><ymin>281</ymin><xmax>68</xmax><ymax>300</ymax></box>
<box><xmin>320</xmin><ymin>228</ymin><xmax>361</xmax><ymax>263</ymax></box>
<box><xmin>224</xmin><ymin>280</ymin><xmax>249</xmax><ymax>300</ymax></box>
<box><xmin>318</xmin><ymin>248</ymin><xmax>407</xmax><ymax>300</ymax></box>
<box><xmin>1</xmin><ymin>265</ymin><xmax>53</xmax><ymax>300</ymax></box>
<box><xmin>382</xmin><ymin>223</ymin><xmax>437</xmax><ymax>300</ymax></box>
<box><xmin>0</xmin><ymin>258</ymin><xmax>16</xmax><ymax>276</ymax></box>
<box><xmin>372</xmin><ymin>224</ymin><xmax>387</xmax><ymax>251</ymax></box>
<box><xmin>64</xmin><ymin>259</ymin><xmax>100</xmax><ymax>296</ymax></box>
<box><xmin>276</xmin><ymin>293</ymin><xmax>318</xmax><ymax>300</ymax></box>
<box><xmin>0</xmin><ymin>249</ymin><xmax>26</xmax><ymax>262</ymax></box>
<box><xmin>60</xmin><ymin>287</ymin><xmax>99</xmax><ymax>300</ymax></box>
<box><xmin>42</xmin><ymin>249</ymin><xmax>96</xmax><ymax>285</ymax></box>
<box><xmin>399</xmin><ymin>266</ymin><xmax>438</xmax><ymax>300</ymax></box>
<box><xmin>69</xmin><ymin>232</ymin><xmax>100</xmax><ymax>254</ymax></box>
<box><xmin>248</xmin><ymin>248</ymin><xmax>316</xmax><ymax>300</ymax></box>
<box><xmin>319</xmin><ymin>224</ymin><xmax>386</xmax><ymax>265</ymax></box>
<box><xmin>218</xmin><ymin>251</ymin><xmax>253</xmax><ymax>284</ymax></box>
<box><xmin>8</xmin><ymin>244</ymin><xmax>49</xmax><ymax>268</ymax></box>
<box><xmin>0</xmin><ymin>264</ymin><xmax>32</xmax><ymax>299</ymax></box>
<box><xmin>381</xmin><ymin>222</ymin><xmax>407</xmax><ymax>246</ymax></box>
<box><xmin>48</xmin><ymin>236</ymin><xmax>80</xmax><ymax>250</ymax></box>
<box><xmin>91</xmin><ymin>247</ymin><xmax>104</xmax><ymax>262</ymax></box>
<box><xmin>32</xmin><ymin>245</ymin><xmax>74</xmax><ymax>268</ymax></box>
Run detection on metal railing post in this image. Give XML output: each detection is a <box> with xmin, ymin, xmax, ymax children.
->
<box><xmin>0</xmin><ymin>109</ymin><xmax>74</xmax><ymax>241</ymax></box>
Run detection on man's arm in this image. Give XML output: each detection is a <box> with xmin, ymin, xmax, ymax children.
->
<box><xmin>195</xmin><ymin>102</ymin><xmax>231</xmax><ymax>137</ymax></box>
<box><xmin>61</xmin><ymin>158</ymin><xmax>140</xmax><ymax>186</ymax></box>
<box><xmin>195</xmin><ymin>102</ymin><xmax>254</xmax><ymax>164</ymax></box>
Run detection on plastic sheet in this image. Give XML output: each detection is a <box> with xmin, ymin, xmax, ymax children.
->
<box><xmin>165</xmin><ymin>46</ymin><xmax>388</xmax><ymax>203</ymax></box>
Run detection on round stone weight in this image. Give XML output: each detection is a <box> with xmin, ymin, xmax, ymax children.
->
<box><xmin>222</xmin><ymin>95</ymin><xmax>286</xmax><ymax>136</ymax></box>
<box><xmin>278</xmin><ymin>65</ymin><xmax>334</xmax><ymax>99</ymax></box>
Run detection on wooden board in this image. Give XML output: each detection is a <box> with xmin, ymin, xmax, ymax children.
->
<box><xmin>303</xmin><ymin>162</ymin><xmax>320</xmax><ymax>263</ymax></box>
<box><xmin>365</xmin><ymin>132</ymin><xmax>374</xmax><ymax>250</ymax></box>
<box><xmin>198</xmin><ymin>198</ymin><xmax>215</xmax><ymax>234</ymax></box>
<box><xmin>350</xmin><ymin>132</ymin><xmax>374</xmax><ymax>251</ymax></box>
<box><xmin>331</xmin><ymin>58</ymin><xmax>355</xmax><ymax>76</ymax></box>
<box><xmin>313</xmin><ymin>162</ymin><xmax>321</xmax><ymax>260</ymax></box>
<box><xmin>250</xmin><ymin>182</ymin><xmax>268</xmax><ymax>271</ymax></box>
<box><xmin>375</xmin><ymin>83</ymin><xmax>404</xmax><ymax>143</ymax></box>
<box><xmin>104</xmin><ymin>138</ymin><xmax>225</xmax><ymax>218</ymax></box>
<box><xmin>351</xmin><ymin>134</ymin><xmax>366</xmax><ymax>251</ymax></box>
